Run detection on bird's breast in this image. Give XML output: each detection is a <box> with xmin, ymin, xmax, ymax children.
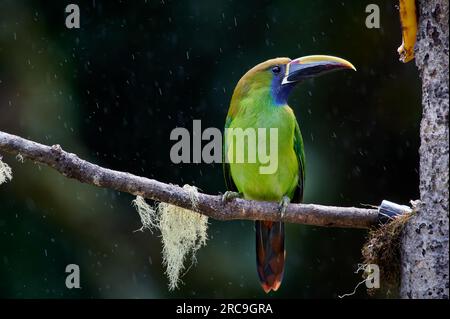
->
<box><xmin>226</xmin><ymin>105</ymin><xmax>299</xmax><ymax>201</ymax></box>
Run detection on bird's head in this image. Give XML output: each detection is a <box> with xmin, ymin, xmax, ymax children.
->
<box><xmin>231</xmin><ymin>55</ymin><xmax>356</xmax><ymax>107</ymax></box>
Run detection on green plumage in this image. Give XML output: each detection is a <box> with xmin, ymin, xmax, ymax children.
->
<box><xmin>223</xmin><ymin>58</ymin><xmax>305</xmax><ymax>204</ymax></box>
<box><xmin>224</xmin><ymin>104</ymin><xmax>304</xmax><ymax>202</ymax></box>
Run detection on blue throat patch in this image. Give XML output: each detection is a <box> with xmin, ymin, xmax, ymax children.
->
<box><xmin>271</xmin><ymin>77</ymin><xmax>295</xmax><ymax>106</ymax></box>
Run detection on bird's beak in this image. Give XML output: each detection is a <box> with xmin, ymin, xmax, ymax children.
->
<box><xmin>282</xmin><ymin>55</ymin><xmax>356</xmax><ymax>85</ymax></box>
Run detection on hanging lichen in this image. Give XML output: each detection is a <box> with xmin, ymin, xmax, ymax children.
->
<box><xmin>0</xmin><ymin>157</ymin><xmax>13</xmax><ymax>185</ymax></box>
<box><xmin>132</xmin><ymin>195</ymin><xmax>159</xmax><ymax>232</ymax></box>
<box><xmin>132</xmin><ymin>184</ymin><xmax>208</xmax><ymax>290</ymax></box>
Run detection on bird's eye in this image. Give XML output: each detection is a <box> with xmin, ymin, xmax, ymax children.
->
<box><xmin>272</xmin><ymin>65</ymin><xmax>281</xmax><ymax>74</ymax></box>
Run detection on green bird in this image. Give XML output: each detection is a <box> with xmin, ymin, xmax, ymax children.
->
<box><xmin>223</xmin><ymin>55</ymin><xmax>355</xmax><ymax>293</ymax></box>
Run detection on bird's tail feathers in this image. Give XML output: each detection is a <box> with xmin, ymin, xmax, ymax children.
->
<box><xmin>255</xmin><ymin>220</ymin><xmax>286</xmax><ymax>293</ymax></box>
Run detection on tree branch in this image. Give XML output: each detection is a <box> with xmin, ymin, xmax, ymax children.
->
<box><xmin>1</xmin><ymin>130</ymin><xmax>407</xmax><ymax>229</ymax></box>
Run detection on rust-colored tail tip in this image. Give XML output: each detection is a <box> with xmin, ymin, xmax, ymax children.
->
<box><xmin>272</xmin><ymin>279</ymin><xmax>282</xmax><ymax>291</ymax></box>
<box><xmin>261</xmin><ymin>283</ymin><xmax>272</xmax><ymax>293</ymax></box>
<box><xmin>260</xmin><ymin>279</ymin><xmax>282</xmax><ymax>293</ymax></box>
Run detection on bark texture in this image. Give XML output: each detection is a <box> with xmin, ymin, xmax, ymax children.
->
<box><xmin>400</xmin><ymin>0</ymin><xmax>449</xmax><ymax>299</ymax></box>
<box><xmin>0</xmin><ymin>130</ymin><xmax>381</xmax><ymax>229</ymax></box>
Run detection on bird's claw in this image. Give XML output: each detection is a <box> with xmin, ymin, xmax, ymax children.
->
<box><xmin>278</xmin><ymin>196</ymin><xmax>290</xmax><ymax>220</ymax></box>
<box><xmin>222</xmin><ymin>191</ymin><xmax>242</xmax><ymax>202</ymax></box>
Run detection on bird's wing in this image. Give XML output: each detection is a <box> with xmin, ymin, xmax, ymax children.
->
<box><xmin>223</xmin><ymin>115</ymin><xmax>238</xmax><ymax>192</ymax></box>
<box><xmin>292</xmin><ymin>119</ymin><xmax>306</xmax><ymax>203</ymax></box>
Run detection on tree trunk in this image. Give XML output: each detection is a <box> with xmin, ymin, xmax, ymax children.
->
<box><xmin>400</xmin><ymin>0</ymin><xmax>449</xmax><ymax>299</ymax></box>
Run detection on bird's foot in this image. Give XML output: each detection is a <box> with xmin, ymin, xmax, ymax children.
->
<box><xmin>221</xmin><ymin>191</ymin><xmax>242</xmax><ymax>202</ymax></box>
<box><xmin>278</xmin><ymin>196</ymin><xmax>290</xmax><ymax>220</ymax></box>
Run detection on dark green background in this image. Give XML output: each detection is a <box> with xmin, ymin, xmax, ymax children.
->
<box><xmin>0</xmin><ymin>0</ymin><xmax>420</xmax><ymax>298</ymax></box>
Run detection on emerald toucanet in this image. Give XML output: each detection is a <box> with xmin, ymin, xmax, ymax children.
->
<box><xmin>223</xmin><ymin>55</ymin><xmax>355</xmax><ymax>293</ymax></box>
